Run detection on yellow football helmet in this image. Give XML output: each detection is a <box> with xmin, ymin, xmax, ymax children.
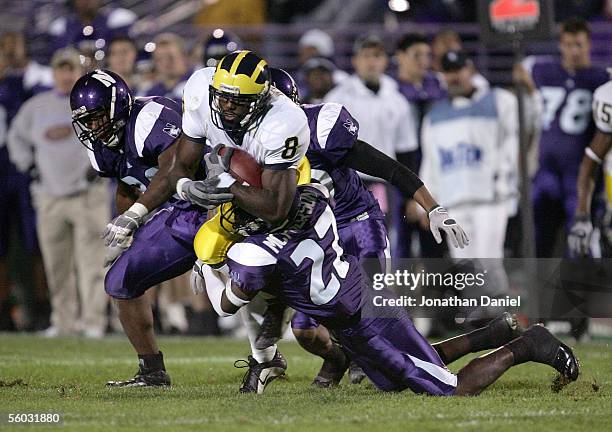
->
<box><xmin>210</xmin><ymin>50</ymin><xmax>271</xmax><ymax>134</ymax></box>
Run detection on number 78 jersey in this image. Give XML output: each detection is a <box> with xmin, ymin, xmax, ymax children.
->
<box><xmin>225</xmin><ymin>184</ymin><xmax>365</xmax><ymax>326</ymax></box>
<box><xmin>182</xmin><ymin>67</ymin><xmax>309</xmax><ymax>169</ymax></box>
<box><xmin>526</xmin><ymin>58</ymin><xmax>610</xmax><ymax>165</ymax></box>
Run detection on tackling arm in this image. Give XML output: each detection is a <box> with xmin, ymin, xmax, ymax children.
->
<box><xmin>115</xmin><ymin>181</ymin><xmax>141</xmax><ymax>214</ymax></box>
<box><xmin>576</xmin><ymin>131</ymin><xmax>612</xmax><ymax>216</ymax></box>
<box><xmin>135</xmin><ymin>142</ymin><xmax>179</xmax><ymax>212</ymax></box>
<box><xmin>341</xmin><ymin>139</ymin><xmax>438</xmax><ymax>211</ymax></box>
<box><xmin>229</xmin><ymin>168</ymin><xmax>297</xmax><ymax>225</ymax></box>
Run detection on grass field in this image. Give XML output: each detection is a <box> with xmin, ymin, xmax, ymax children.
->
<box><xmin>0</xmin><ymin>334</ymin><xmax>611</xmax><ymax>431</ymax></box>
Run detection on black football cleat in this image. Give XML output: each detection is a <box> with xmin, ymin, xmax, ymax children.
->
<box><xmin>235</xmin><ymin>350</ymin><xmax>287</xmax><ymax>394</ymax></box>
<box><xmin>311</xmin><ymin>347</ymin><xmax>350</xmax><ymax>388</ymax></box>
<box><xmin>254</xmin><ymin>303</ymin><xmax>287</xmax><ymax>350</ymax></box>
<box><xmin>524</xmin><ymin>324</ymin><xmax>580</xmax><ymax>383</ymax></box>
<box><xmin>106</xmin><ymin>366</ymin><xmax>171</xmax><ymax>388</ymax></box>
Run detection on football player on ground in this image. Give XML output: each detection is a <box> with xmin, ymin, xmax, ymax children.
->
<box><xmin>167</xmin><ymin>51</ymin><xmax>310</xmax><ymax>392</ymax></box>
<box><xmin>70</xmin><ymin>69</ymin><xmax>209</xmax><ymax>387</ymax></box>
<box><xmin>195</xmin><ymin>182</ymin><xmax>579</xmax><ymax>396</ymax></box>
<box><xmin>248</xmin><ymin>68</ymin><xmax>468</xmax><ymax>389</ymax></box>
<box><xmin>568</xmin><ymin>80</ymin><xmax>612</xmax><ymax>256</ymax></box>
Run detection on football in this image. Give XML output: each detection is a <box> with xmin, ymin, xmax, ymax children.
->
<box><xmin>218</xmin><ymin>146</ymin><xmax>262</xmax><ymax>188</ymax></box>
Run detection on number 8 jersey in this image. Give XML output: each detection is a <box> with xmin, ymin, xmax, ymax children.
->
<box><xmin>182</xmin><ymin>67</ymin><xmax>309</xmax><ymax>170</ymax></box>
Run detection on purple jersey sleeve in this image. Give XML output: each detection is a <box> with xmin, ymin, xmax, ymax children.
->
<box><xmin>226</xmin><ymin>243</ymin><xmax>278</xmax><ymax>294</ymax></box>
<box><xmin>307</xmin><ymin>103</ymin><xmax>360</xmax><ymax>165</ymax></box>
<box><xmin>139</xmin><ymin>101</ymin><xmax>182</xmax><ymax>162</ymax></box>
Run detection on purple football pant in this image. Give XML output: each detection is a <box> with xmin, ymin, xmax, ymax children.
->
<box><xmin>335</xmin><ymin>312</ymin><xmax>457</xmax><ymax>394</ymax></box>
<box><xmin>291</xmin><ymin>217</ymin><xmax>389</xmax><ymax>330</ymax></box>
<box><xmin>0</xmin><ymin>173</ymin><xmax>39</xmax><ymax>258</ymax></box>
<box><xmin>105</xmin><ymin>205</ymin><xmax>207</xmax><ymax>299</ymax></box>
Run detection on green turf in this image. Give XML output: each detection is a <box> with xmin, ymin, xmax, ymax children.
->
<box><xmin>0</xmin><ymin>335</ymin><xmax>610</xmax><ymax>431</ymax></box>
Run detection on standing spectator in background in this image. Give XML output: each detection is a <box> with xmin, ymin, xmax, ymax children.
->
<box><xmin>201</xmin><ymin>29</ymin><xmax>241</xmax><ymax>68</ymax></box>
<box><xmin>145</xmin><ymin>34</ymin><xmax>192</xmax><ymax>105</ymax></box>
<box><xmin>515</xmin><ymin>18</ymin><xmax>611</xmax><ymax>258</ymax></box>
<box><xmin>324</xmin><ymin>35</ymin><xmax>417</xmax><ymax>217</ymax></box>
<box><xmin>394</xmin><ymin>32</ymin><xmax>447</xmax><ymax>259</ymax></box>
<box><xmin>300</xmin><ymin>57</ymin><xmax>336</xmax><ymax>104</ymax></box>
<box><xmin>8</xmin><ymin>48</ymin><xmax>110</xmax><ymax>338</ymax></box>
<box><xmin>48</xmin><ymin>0</ymin><xmax>136</xmax><ymax>52</ymax></box>
<box><xmin>431</xmin><ymin>28</ymin><xmax>489</xmax><ymax>92</ymax></box>
<box><xmin>106</xmin><ymin>36</ymin><xmax>139</xmax><ymax>92</ymax></box>
<box><xmin>297</xmin><ymin>29</ymin><xmax>347</xmax><ymax>87</ymax></box>
<box><xmin>0</xmin><ymin>32</ymin><xmax>51</xmax><ymax>332</ymax></box>
<box><xmin>419</xmin><ymin>51</ymin><xmax>518</xmax><ymax>309</ymax></box>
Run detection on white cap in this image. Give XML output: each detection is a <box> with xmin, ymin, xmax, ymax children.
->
<box><xmin>298</xmin><ymin>29</ymin><xmax>334</xmax><ymax>58</ymax></box>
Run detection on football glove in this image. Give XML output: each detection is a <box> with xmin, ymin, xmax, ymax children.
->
<box><xmin>428</xmin><ymin>205</ymin><xmax>469</xmax><ymax>249</ymax></box>
<box><xmin>568</xmin><ymin>214</ymin><xmax>593</xmax><ymax>257</ymax></box>
<box><xmin>190</xmin><ymin>259</ymin><xmax>206</xmax><ymax>295</ymax></box>
<box><xmin>204</xmin><ymin>145</ymin><xmax>234</xmax><ymax>178</ymax></box>
<box><xmin>102</xmin><ymin>209</ymin><xmax>144</xmax><ymax>248</ymax></box>
<box><xmin>181</xmin><ymin>173</ymin><xmax>236</xmax><ymax>209</ymax></box>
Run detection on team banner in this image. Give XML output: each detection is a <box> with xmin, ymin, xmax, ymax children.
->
<box><xmin>360</xmin><ymin>258</ymin><xmax>612</xmax><ymax>320</ymax></box>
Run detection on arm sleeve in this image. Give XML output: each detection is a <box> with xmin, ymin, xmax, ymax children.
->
<box><xmin>181</xmin><ymin>70</ymin><xmax>209</xmax><ymax>143</ymax></box>
<box><xmin>226</xmin><ymin>243</ymin><xmax>277</xmax><ymax>294</ymax></box>
<box><xmin>141</xmin><ymin>105</ymin><xmax>182</xmax><ymax>160</ymax></box>
<box><xmin>261</xmin><ymin>112</ymin><xmax>310</xmax><ymax>170</ymax></box>
<box><xmin>311</xmin><ymin>104</ymin><xmax>360</xmax><ymax>165</ymax></box>
<box><xmin>7</xmin><ymin>101</ymin><xmax>34</xmax><ymax>173</ymax></box>
<box><xmin>341</xmin><ymin>139</ymin><xmax>423</xmax><ymax>198</ymax></box>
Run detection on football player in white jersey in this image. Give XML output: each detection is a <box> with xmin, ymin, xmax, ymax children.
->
<box><xmin>167</xmin><ymin>51</ymin><xmax>310</xmax><ymax>391</ymax></box>
<box><xmin>569</xmin><ymin>80</ymin><xmax>612</xmax><ymax>257</ymax></box>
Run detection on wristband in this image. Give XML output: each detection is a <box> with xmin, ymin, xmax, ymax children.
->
<box><xmin>585</xmin><ymin>147</ymin><xmax>603</xmax><ymax>165</ymax></box>
<box><xmin>176</xmin><ymin>177</ymin><xmax>191</xmax><ymax>199</ymax></box>
<box><xmin>128</xmin><ymin>202</ymin><xmax>149</xmax><ymax>218</ymax></box>
<box><xmin>225</xmin><ymin>283</ymin><xmax>250</xmax><ymax>308</ymax></box>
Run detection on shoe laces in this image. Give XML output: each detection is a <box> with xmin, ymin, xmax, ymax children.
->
<box><xmin>234</xmin><ymin>356</ymin><xmax>259</xmax><ymax>386</ymax></box>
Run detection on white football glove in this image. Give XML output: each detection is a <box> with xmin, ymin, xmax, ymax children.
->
<box><xmin>428</xmin><ymin>205</ymin><xmax>469</xmax><ymax>249</ymax></box>
<box><xmin>190</xmin><ymin>259</ymin><xmax>206</xmax><ymax>295</ymax></box>
<box><xmin>103</xmin><ymin>237</ymin><xmax>133</xmax><ymax>267</ymax></box>
<box><xmin>102</xmin><ymin>204</ymin><xmax>148</xmax><ymax>247</ymax></box>
<box><xmin>568</xmin><ymin>215</ymin><xmax>593</xmax><ymax>257</ymax></box>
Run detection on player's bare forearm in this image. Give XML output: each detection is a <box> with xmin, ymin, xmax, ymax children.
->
<box><xmin>576</xmin><ymin>131</ymin><xmax>612</xmax><ymax>215</ymax></box>
<box><xmin>116</xmin><ymin>181</ymin><xmax>140</xmax><ymax>214</ymax></box>
<box><xmin>230</xmin><ymin>168</ymin><xmax>297</xmax><ymax>225</ymax></box>
<box><xmin>413</xmin><ymin>186</ymin><xmax>439</xmax><ymax>212</ymax></box>
<box><xmin>167</xmin><ymin>135</ymin><xmax>205</xmax><ymax>187</ymax></box>
<box><xmin>135</xmin><ymin>144</ymin><xmax>177</xmax><ymax>211</ymax></box>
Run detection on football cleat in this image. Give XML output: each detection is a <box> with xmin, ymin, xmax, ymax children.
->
<box><xmin>106</xmin><ymin>366</ymin><xmax>171</xmax><ymax>388</ymax></box>
<box><xmin>254</xmin><ymin>302</ymin><xmax>287</xmax><ymax>350</ymax></box>
<box><xmin>311</xmin><ymin>347</ymin><xmax>350</xmax><ymax>388</ymax></box>
<box><xmin>347</xmin><ymin>361</ymin><xmax>367</xmax><ymax>385</ymax></box>
<box><xmin>524</xmin><ymin>324</ymin><xmax>580</xmax><ymax>383</ymax></box>
<box><xmin>234</xmin><ymin>350</ymin><xmax>287</xmax><ymax>394</ymax></box>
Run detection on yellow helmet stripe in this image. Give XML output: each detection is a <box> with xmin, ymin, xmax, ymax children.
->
<box><xmin>229</xmin><ymin>51</ymin><xmax>249</xmax><ymax>76</ymax></box>
<box><xmin>251</xmin><ymin>59</ymin><xmax>267</xmax><ymax>83</ymax></box>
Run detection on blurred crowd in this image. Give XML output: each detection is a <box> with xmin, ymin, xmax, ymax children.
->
<box><xmin>0</xmin><ymin>0</ymin><xmax>610</xmax><ymax>338</ymax></box>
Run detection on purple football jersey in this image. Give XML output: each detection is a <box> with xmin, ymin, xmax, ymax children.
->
<box><xmin>302</xmin><ymin>103</ymin><xmax>384</xmax><ymax>226</ymax></box>
<box><xmin>532</xmin><ymin>60</ymin><xmax>610</xmax><ymax>170</ymax></box>
<box><xmin>226</xmin><ymin>184</ymin><xmax>366</xmax><ymax>327</ymax></box>
<box><xmin>87</xmin><ymin>96</ymin><xmax>183</xmax><ymax>194</ymax></box>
